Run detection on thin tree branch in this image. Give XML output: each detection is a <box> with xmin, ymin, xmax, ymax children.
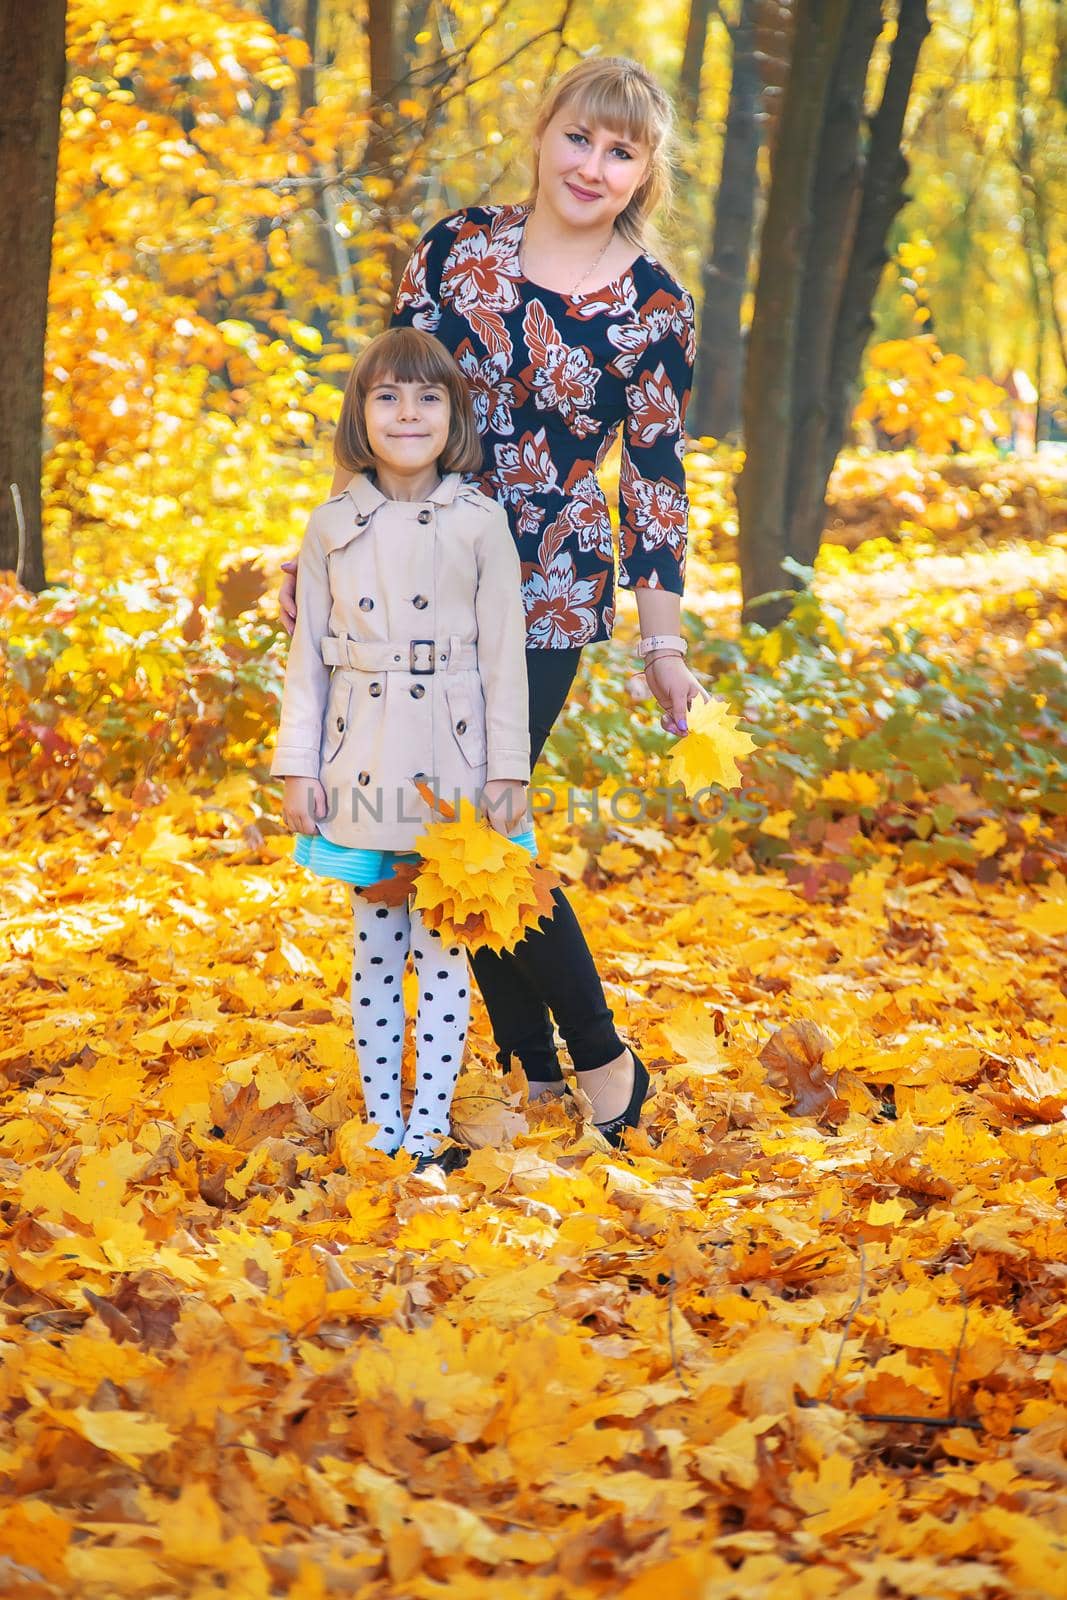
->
<box><xmin>829</xmin><ymin>1236</ymin><xmax>866</xmax><ymax>1405</ymax></box>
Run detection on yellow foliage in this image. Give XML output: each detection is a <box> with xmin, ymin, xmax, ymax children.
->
<box><xmin>856</xmin><ymin>335</ymin><xmax>1010</xmax><ymax>453</ymax></box>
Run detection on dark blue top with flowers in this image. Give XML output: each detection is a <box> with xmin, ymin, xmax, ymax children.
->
<box><xmin>391</xmin><ymin>203</ymin><xmax>695</xmax><ymax>651</ymax></box>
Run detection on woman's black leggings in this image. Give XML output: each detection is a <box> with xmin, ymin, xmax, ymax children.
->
<box><xmin>468</xmin><ymin>646</ymin><xmax>626</xmax><ymax>1083</ymax></box>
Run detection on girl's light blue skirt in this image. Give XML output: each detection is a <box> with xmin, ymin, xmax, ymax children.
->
<box><xmin>293</xmin><ymin>825</ymin><xmax>538</xmax><ymax>887</ymax></box>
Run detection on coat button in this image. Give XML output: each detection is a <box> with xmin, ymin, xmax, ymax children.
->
<box><xmin>354</xmin><ymin>513</ymin><xmax>369</xmax><ymax>527</ymax></box>
<box><xmin>359</xmin><ymin>597</ymin><xmax>374</xmax><ymax>611</ymax></box>
<box><xmin>410</xmin><ymin>684</ymin><xmax>425</xmax><ymax>699</ymax></box>
<box><xmin>369</xmin><ymin>682</ymin><xmax>382</xmax><ymax>697</ymax></box>
<box><xmin>358</xmin><ymin>771</ymin><xmax>370</xmax><ymax>786</ymax></box>
<box><xmin>412</xmin><ymin>595</ymin><xmax>428</xmax><ymax>610</ymax></box>
<box><xmin>455</xmin><ymin>719</ymin><xmax>467</xmax><ymax>734</ymax></box>
<box><xmin>417</xmin><ymin>509</ymin><xmax>432</xmax><ymax>524</ymax></box>
<box><xmin>336</xmin><ymin>716</ymin><xmax>345</xmax><ymax>731</ymax></box>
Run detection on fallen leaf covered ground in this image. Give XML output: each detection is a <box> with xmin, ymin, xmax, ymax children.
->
<box><xmin>2</xmin><ymin>525</ymin><xmax>1066</xmax><ymax>1598</ymax></box>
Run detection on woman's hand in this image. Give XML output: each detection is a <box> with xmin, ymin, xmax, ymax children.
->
<box><xmin>279</xmin><ymin>558</ymin><xmax>299</xmax><ymax>636</ymax></box>
<box><xmin>283</xmin><ymin>775</ymin><xmax>327</xmax><ymax>834</ymax></box>
<box><xmin>481</xmin><ymin>779</ymin><xmax>530</xmax><ymax>838</ymax></box>
<box><xmin>643</xmin><ymin>653</ymin><xmax>710</xmax><ymax>737</ymax></box>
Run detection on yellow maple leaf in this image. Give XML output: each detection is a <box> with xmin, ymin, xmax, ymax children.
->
<box><xmin>973</xmin><ymin>819</ymin><xmax>1007</xmax><ymax>857</ymax></box>
<box><xmin>665</xmin><ymin>697</ymin><xmax>757</xmax><ymax>798</ymax></box>
<box><xmin>759</xmin><ymin>808</ymin><xmax>795</xmax><ymax>839</ymax></box>
<box><xmin>60</xmin><ymin>1405</ymin><xmax>176</xmax><ymax>1467</ymax></box>
<box><xmin>820</xmin><ymin>769</ymin><xmax>882</xmax><ymax>808</ymax></box>
<box><xmin>597</xmin><ymin>841</ymin><xmax>642</xmax><ymax>876</ymax></box>
<box><xmin>1017</xmin><ymin>874</ymin><xmax>1067</xmax><ymax>937</ymax></box>
<box><xmin>803</xmin><ymin>1472</ymin><xmax>901</xmax><ymax>1540</ymax></box>
<box><xmin>0</xmin><ymin>1501</ymin><xmax>71</xmax><ymax>1582</ymax></box>
<box><xmin>157</xmin><ymin>1481</ymin><xmax>228</xmax><ymax>1565</ymax></box>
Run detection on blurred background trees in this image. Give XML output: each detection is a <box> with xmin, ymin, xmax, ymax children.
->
<box><xmin>4</xmin><ymin>0</ymin><xmax>1066</xmax><ymax>613</ymax></box>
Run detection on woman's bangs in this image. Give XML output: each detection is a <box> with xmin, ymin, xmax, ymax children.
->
<box><xmin>558</xmin><ymin>75</ymin><xmax>658</xmax><ymax>150</ymax></box>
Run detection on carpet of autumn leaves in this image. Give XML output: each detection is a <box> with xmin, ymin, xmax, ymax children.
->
<box><xmin>2</xmin><ymin>498</ymin><xmax>1067</xmax><ymax>1596</ymax></box>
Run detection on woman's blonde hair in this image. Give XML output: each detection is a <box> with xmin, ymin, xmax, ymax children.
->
<box><xmin>334</xmin><ymin>326</ymin><xmax>483</xmax><ymax>476</ymax></box>
<box><xmin>528</xmin><ymin>56</ymin><xmax>677</xmax><ymax>252</ymax></box>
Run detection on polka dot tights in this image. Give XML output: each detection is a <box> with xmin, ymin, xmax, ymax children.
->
<box><xmin>348</xmin><ymin>889</ymin><xmax>470</xmax><ymax>1158</ymax></box>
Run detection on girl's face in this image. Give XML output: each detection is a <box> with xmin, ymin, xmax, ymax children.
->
<box><xmin>535</xmin><ymin>107</ymin><xmax>650</xmax><ymax>232</ymax></box>
<box><xmin>364</xmin><ymin>376</ymin><xmax>451</xmax><ymax>476</ymax></box>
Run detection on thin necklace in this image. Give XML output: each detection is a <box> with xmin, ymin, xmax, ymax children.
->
<box><xmin>519</xmin><ymin>206</ymin><xmax>616</xmax><ymax>299</ymax></box>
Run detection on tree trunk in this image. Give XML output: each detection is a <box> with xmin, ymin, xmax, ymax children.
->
<box><xmin>0</xmin><ymin>0</ymin><xmax>66</xmax><ymax>591</ymax></box>
<box><xmin>736</xmin><ymin>0</ymin><xmax>852</xmax><ymax>630</ymax></box>
<box><xmin>365</xmin><ymin>0</ymin><xmax>401</xmax><ymax>175</ymax></box>
<box><xmin>796</xmin><ymin>0</ymin><xmax>932</xmax><ymax>569</ymax></box>
<box><xmin>691</xmin><ymin>0</ymin><xmax>762</xmax><ymax>442</ymax></box>
<box><xmin>1012</xmin><ymin>0</ymin><xmax>1067</xmax><ymax>445</ymax></box>
<box><xmin>365</xmin><ymin>0</ymin><xmax>408</xmax><ymax>297</ymax></box>
<box><xmin>691</xmin><ymin>0</ymin><xmax>792</xmax><ymax>443</ymax></box>
<box><xmin>783</xmin><ymin>0</ymin><xmax>883</xmax><ymax>560</ymax></box>
<box><xmin>679</xmin><ymin>0</ymin><xmax>714</xmax><ymax>126</ymax></box>
<box><xmin>297</xmin><ymin>0</ymin><xmax>320</xmax><ymax>113</ymax></box>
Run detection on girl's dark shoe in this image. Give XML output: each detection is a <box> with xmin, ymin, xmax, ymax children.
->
<box><xmin>413</xmin><ymin>1144</ymin><xmax>470</xmax><ymax>1176</ymax></box>
<box><xmin>592</xmin><ymin>1049</ymin><xmax>650</xmax><ymax>1149</ymax></box>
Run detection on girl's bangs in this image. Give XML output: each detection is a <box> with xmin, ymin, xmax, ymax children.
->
<box><xmin>360</xmin><ymin>329</ymin><xmax>454</xmax><ymax>390</ymax></box>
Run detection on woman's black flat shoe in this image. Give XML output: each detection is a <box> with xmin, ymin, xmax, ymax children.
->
<box><xmin>593</xmin><ymin>1050</ymin><xmax>650</xmax><ymax>1149</ymax></box>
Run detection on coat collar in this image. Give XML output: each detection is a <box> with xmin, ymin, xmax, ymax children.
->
<box><xmin>343</xmin><ymin>470</ymin><xmax>464</xmax><ymax>517</ymax></box>
<box><xmin>320</xmin><ymin>472</ymin><xmax>467</xmax><ymax>555</ymax></box>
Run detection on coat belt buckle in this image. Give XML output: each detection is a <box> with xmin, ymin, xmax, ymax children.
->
<box><xmin>410</xmin><ymin>639</ymin><xmax>436</xmax><ymax>675</ymax></box>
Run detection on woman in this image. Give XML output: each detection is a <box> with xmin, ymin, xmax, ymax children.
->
<box><xmin>279</xmin><ymin>55</ymin><xmax>708</xmax><ymax>1149</ymax></box>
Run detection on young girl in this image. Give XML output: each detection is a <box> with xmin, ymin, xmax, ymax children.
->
<box><xmin>272</xmin><ymin>327</ymin><xmax>536</xmax><ymax>1169</ymax></box>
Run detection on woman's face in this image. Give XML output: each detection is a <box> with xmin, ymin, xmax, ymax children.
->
<box><xmin>535</xmin><ymin>106</ymin><xmax>650</xmax><ymax>232</ymax></box>
<box><xmin>364</xmin><ymin>376</ymin><xmax>451</xmax><ymax>476</ymax></box>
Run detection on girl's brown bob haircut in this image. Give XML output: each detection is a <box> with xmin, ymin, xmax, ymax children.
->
<box><xmin>334</xmin><ymin>326</ymin><xmax>483</xmax><ymax>477</ymax></box>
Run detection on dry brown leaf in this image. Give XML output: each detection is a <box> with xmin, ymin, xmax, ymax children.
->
<box><xmin>759</xmin><ymin>1019</ymin><xmax>848</xmax><ymax>1122</ymax></box>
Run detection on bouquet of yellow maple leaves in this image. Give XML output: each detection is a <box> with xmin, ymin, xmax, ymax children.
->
<box><xmin>361</xmin><ymin>700</ymin><xmax>755</xmax><ymax>952</ymax></box>
<box><xmin>360</xmin><ymin>779</ymin><xmax>559</xmax><ymax>954</ymax></box>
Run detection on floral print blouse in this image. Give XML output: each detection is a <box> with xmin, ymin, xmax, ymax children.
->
<box><xmin>391</xmin><ymin>204</ymin><xmax>695</xmax><ymax>650</ymax></box>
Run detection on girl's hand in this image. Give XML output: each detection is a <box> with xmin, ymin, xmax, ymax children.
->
<box><xmin>283</xmin><ymin>775</ymin><xmax>327</xmax><ymax>834</ymax></box>
<box><xmin>644</xmin><ymin>654</ymin><xmax>710</xmax><ymax>737</ymax></box>
<box><xmin>279</xmin><ymin>558</ymin><xmax>299</xmax><ymax>637</ymax></box>
<box><xmin>481</xmin><ymin>779</ymin><xmax>530</xmax><ymax>838</ymax></box>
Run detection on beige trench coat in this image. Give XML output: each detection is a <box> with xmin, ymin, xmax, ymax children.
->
<box><xmin>271</xmin><ymin>471</ymin><xmax>531</xmax><ymax>850</ymax></box>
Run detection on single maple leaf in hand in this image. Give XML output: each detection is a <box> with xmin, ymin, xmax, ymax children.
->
<box><xmin>666</xmin><ymin>696</ymin><xmax>757</xmax><ymax>797</ymax></box>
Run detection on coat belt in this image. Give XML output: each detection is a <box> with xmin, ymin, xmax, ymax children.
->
<box><xmin>319</xmin><ymin>634</ymin><xmax>477</xmax><ymax>674</ymax></box>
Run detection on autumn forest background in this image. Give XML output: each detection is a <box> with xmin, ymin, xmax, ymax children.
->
<box><xmin>1</xmin><ymin>0</ymin><xmax>1067</xmax><ymax>1595</ymax></box>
